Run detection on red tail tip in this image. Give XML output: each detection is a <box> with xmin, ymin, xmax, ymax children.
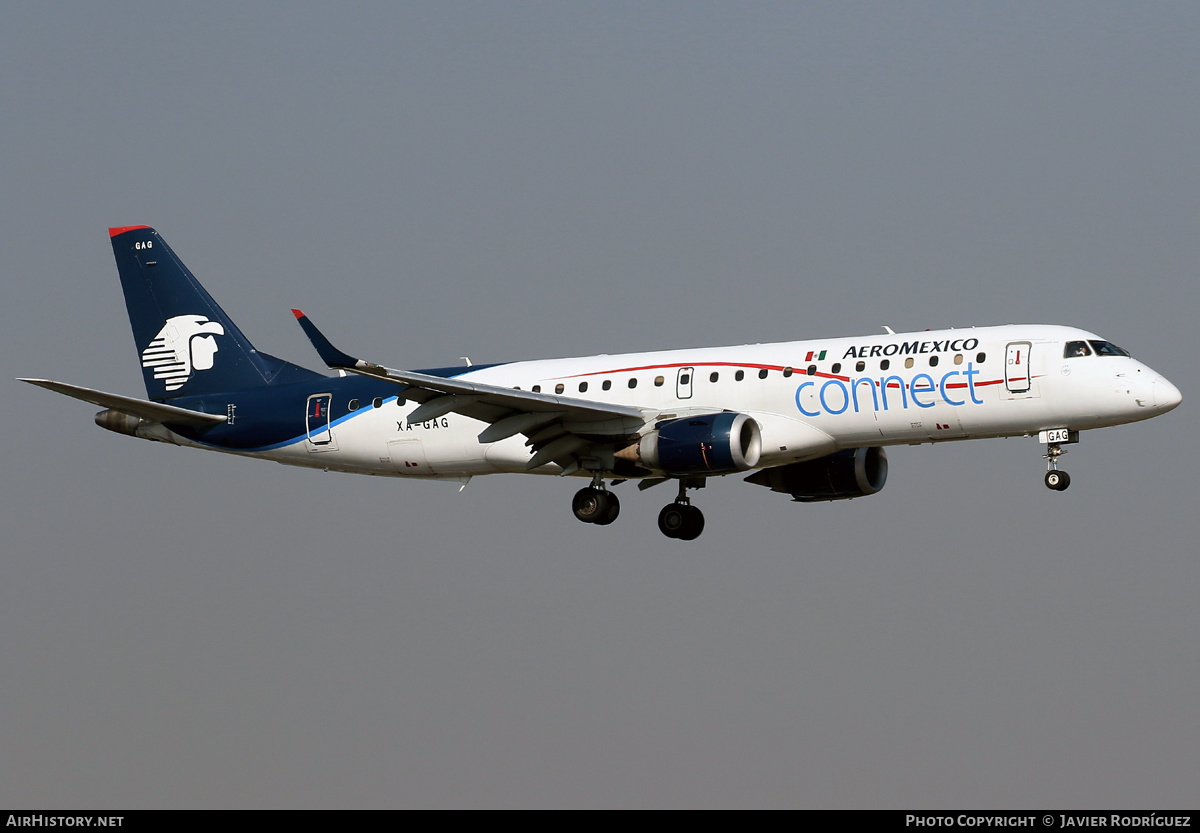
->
<box><xmin>108</xmin><ymin>225</ymin><xmax>152</xmax><ymax>238</ymax></box>
<box><xmin>291</xmin><ymin>309</ymin><xmax>305</xmax><ymax>319</ymax></box>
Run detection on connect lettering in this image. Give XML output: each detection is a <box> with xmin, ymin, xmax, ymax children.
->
<box><xmin>796</xmin><ymin>363</ymin><xmax>984</xmax><ymax>418</ymax></box>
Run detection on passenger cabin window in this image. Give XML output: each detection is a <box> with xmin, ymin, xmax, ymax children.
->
<box><xmin>532</xmin><ymin>385</ymin><xmax>541</xmax><ymax>393</ymax></box>
<box><xmin>954</xmin><ymin>354</ymin><xmax>964</xmax><ymax>365</ymax></box>
<box><xmin>348</xmin><ymin>399</ymin><xmax>359</xmax><ymax>411</ymax></box>
<box><xmin>855</xmin><ymin>361</ymin><xmax>865</xmax><ymax>372</ymax></box>
<box><xmin>831</xmin><ymin>363</ymin><xmax>842</xmax><ymax>374</ymax></box>
<box><xmin>628</xmin><ymin>378</ymin><xmax>637</xmax><ymax>388</ymax></box>
<box><xmin>555</xmin><ymin>383</ymin><xmax>564</xmax><ymax>394</ymax></box>
<box><xmin>579</xmin><ymin>382</ymin><xmax>588</xmax><ymax>393</ymax></box>
<box><xmin>602</xmin><ymin>380</ymin><xmax>611</xmax><ymax>391</ymax></box>
<box><xmin>976</xmin><ymin>352</ymin><xmax>986</xmax><ymax>363</ymax></box>
<box><xmin>783</xmin><ymin>367</ymin><xmax>794</xmax><ymax>377</ymax></box>
<box><xmin>904</xmin><ymin>358</ymin><xmax>915</xmax><ymax>369</ymax></box>
<box><xmin>880</xmin><ymin>359</ymin><xmax>890</xmax><ymax>370</ymax></box>
<box><xmin>654</xmin><ymin>376</ymin><xmax>665</xmax><ymax>387</ymax></box>
<box><xmin>735</xmin><ymin>370</ymin><xmax>745</xmax><ymax>381</ymax></box>
<box><xmin>929</xmin><ymin>356</ymin><xmax>939</xmax><ymax>367</ymax></box>
<box><xmin>372</xmin><ymin>397</ymin><xmax>383</xmax><ymax>408</ymax></box>
<box><xmin>1064</xmin><ymin>341</ymin><xmax>1092</xmax><ymax>358</ymax></box>
<box><xmin>758</xmin><ymin>369</ymin><xmax>768</xmax><ymax>379</ymax></box>
<box><xmin>709</xmin><ymin>372</ymin><xmax>719</xmax><ymax>383</ymax></box>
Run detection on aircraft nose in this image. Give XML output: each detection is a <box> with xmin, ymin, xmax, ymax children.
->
<box><xmin>1153</xmin><ymin>376</ymin><xmax>1182</xmax><ymax>412</ymax></box>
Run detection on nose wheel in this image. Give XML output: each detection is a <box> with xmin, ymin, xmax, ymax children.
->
<box><xmin>1044</xmin><ymin>469</ymin><xmax>1071</xmax><ymax>491</ymax></box>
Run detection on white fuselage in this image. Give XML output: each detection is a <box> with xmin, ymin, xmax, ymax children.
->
<box><xmin>163</xmin><ymin>324</ymin><xmax>1180</xmax><ymax>482</ymax></box>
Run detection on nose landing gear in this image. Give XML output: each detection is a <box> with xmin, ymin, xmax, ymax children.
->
<box><xmin>1041</xmin><ymin>429</ymin><xmax>1077</xmax><ymax>491</ymax></box>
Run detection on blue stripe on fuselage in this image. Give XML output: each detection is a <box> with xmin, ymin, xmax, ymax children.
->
<box><xmin>165</xmin><ymin>363</ymin><xmax>504</xmax><ymax>452</ymax></box>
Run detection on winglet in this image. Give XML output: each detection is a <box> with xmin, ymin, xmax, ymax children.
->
<box><xmin>291</xmin><ymin>308</ymin><xmax>383</xmax><ymax>373</ymax></box>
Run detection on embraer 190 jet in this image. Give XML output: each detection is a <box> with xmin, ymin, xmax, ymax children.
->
<box><xmin>22</xmin><ymin>226</ymin><xmax>1182</xmax><ymax>540</ymax></box>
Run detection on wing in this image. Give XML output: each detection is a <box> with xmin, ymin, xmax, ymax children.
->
<box><xmin>19</xmin><ymin>378</ymin><xmax>228</xmax><ymax>426</ymax></box>
<box><xmin>291</xmin><ymin>310</ymin><xmax>651</xmax><ymax>472</ymax></box>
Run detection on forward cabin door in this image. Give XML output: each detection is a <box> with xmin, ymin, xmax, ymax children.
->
<box><xmin>1005</xmin><ymin>342</ymin><xmax>1032</xmax><ymax>394</ymax></box>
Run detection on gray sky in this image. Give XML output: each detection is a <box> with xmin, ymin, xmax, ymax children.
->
<box><xmin>2</xmin><ymin>2</ymin><xmax>1196</xmax><ymax>809</ymax></box>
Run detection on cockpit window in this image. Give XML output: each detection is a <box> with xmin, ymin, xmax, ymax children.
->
<box><xmin>1089</xmin><ymin>340</ymin><xmax>1130</xmax><ymax>357</ymax></box>
<box><xmin>1064</xmin><ymin>341</ymin><xmax>1092</xmax><ymax>358</ymax></box>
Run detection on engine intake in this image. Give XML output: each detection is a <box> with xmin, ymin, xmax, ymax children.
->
<box><xmin>744</xmin><ymin>447</ymin><xmax>888</xmax><ymax>501</ymax></box>
<box><xmin>625</xmin><ymin>412</ymin><xmax>762</xmax><ymax>476</ymax></box>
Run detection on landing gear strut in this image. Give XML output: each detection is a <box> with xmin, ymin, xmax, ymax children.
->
<box><xmin>572</xmin><ymin>476</ymin><xmax>621</xmax><ymax>525</ymax></box>
<box><xmin>658</xmin><ymin>478</ymin><xmax>706</xmax><ymax>540</ymax></box>
<box><xmin>1043</xmin><ymin>439</ymin><xmax>1071</xmax><ymax>491</ymax></box>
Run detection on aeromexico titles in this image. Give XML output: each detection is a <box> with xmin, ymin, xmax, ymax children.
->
<box><xmin>21</xmin><ymin>226</ymin><xmax>1182</xmax><ymax>540</ymax></box>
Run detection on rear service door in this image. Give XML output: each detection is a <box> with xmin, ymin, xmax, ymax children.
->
<box><xmin>306</xmin><ymin>393</ymin><xmax>335</xmax><ymax>449</ymax></box>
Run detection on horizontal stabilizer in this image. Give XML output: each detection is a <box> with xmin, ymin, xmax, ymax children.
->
<box><xmin>18</xmin><ymin>378</ymin><xmax>227</xmax><ymax>426</ymax></box>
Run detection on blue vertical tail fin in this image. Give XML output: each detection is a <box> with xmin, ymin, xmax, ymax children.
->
<box><xmin>108</xmin><ymin>225</ymin><xmax>321</xmax><ymax>400</ymax></box>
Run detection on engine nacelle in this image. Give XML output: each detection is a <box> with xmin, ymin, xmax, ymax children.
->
<box><xmin>94</xmin><ymin>409</ymin><xmax>176</xmax><ymax>444</ymax></box>
<box><xmin>627</xmin><ymin>412</ymin><xmax>762</xmax><ymax>476</ymax></box>
<box><xmin>95</xmin><ymin>408</ymin><xmax>144</xmax><ymax>437</ymax></box>
<box><xmin>744</xmin><ymin>447</ymin><xmax>888</xmax><ymax>501</ymax></box>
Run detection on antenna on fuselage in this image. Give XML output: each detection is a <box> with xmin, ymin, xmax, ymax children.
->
<box><xmin>882</xmin><ymin>325</ymin><xmax>895</xmax><ymax>335</ymax></box>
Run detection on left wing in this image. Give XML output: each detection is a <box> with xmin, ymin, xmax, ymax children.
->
<box><xmin>291</xmin><ymin>310</ymin><xmax>651</xmax><ymax>471</ymax></box>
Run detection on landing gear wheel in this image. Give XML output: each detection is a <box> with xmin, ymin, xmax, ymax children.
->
<box><xmin>594</xmin><ymin>490</ymin><xmax>621</xmax><ymax>526</ymax></box>
<box><xmin>658</xmin><ymin>504</ymin><xmax>685</xmax><ymax>538</ymax></box>
<box><xmin>572</xmin><ymin>487</ymin><xmax>611</xmax><ymax>523</ymax></box>
<box><xmin>677</xmin><ymin>505</ymin><xmax>705</xmax><ymax>541</ymax></box>
<box><xmin>658</xmin><ymin>503</ymin><xmax>705</xmax><ymax>540</ymax></box>
<box><xmin>1044</xmin><ymin>470</ymin><xmax>1071</xmax><ymax>491</ymax></box>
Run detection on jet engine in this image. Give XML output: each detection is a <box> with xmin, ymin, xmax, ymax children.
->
<box><xmin>744</xmin><ymin>446</ymin><xmax>888</xmax><ymax>501</ymax></box>
<box><xmin>621</xmin><ymin>412</ymin><xmax>762</xmax><ymax>476</ymax></box>
<box><xmin>94</xmin><ymin>409</ymin><xmax>174</xmax><ymax>444</ymax></box>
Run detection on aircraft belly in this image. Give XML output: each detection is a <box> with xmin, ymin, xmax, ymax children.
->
<box><xmin>483</xmin><ymin>435</ymin><xmax>538</xmax><ymax>473</ymax></box>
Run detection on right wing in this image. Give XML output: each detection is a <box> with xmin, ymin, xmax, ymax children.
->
<box><xmin>291</xmin><ymin>310</ymin><xmax>652</xmax><ymax>471</ymax></box>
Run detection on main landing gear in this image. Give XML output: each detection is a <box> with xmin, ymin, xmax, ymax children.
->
<box><xmin>572</xmin><ymin>473</ymin><xmax>621</xmax><ymax>526</ymax></box>
<box><xmin>570</xmin><ymin>476</ymin><xmax>707</xmax><ymax>540</ymax></box>
<box><xmin>657</xmin><ymin>478</ymin><xmax>705</xmax><ymax>541</ymax></box>
<box><xmin>1043</xmin><ymin>437</ymin><xmax>1071</xmax><ymax>491</ymax></box>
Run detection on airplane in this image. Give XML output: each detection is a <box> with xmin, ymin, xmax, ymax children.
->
<box><xmin>21</xmin><ymin>225</ymin><xmax>1182</xmax><ymax>540</ymax></box>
